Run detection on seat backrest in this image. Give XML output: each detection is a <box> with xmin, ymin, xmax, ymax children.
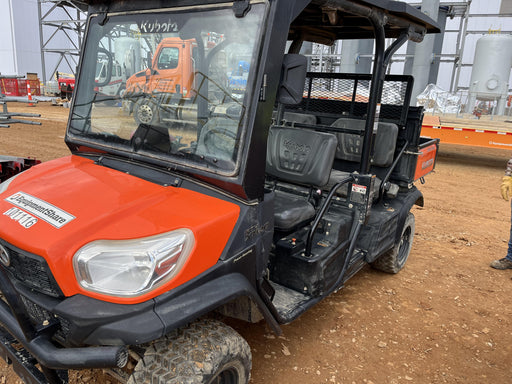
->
<box><xmin>330</xmin><ymin>118</ymin><xmax>365</xmax><ymax>163</ymax></box>
<box><xmin>266</xmin><ymin>126</ymin><xmax>337</xmax><ymax>187</ymax></box>
<box><xmin>372</xmin><ymin>122</ymin><xmax>399</xmax><ymax>167</ymax></box>
<box><xmin>330</xmin><ymin>117</ymin><xmax>398</xmax><ymax>167</ymax></box>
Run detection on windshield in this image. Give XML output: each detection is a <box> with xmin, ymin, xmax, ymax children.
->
<box><xmin>68</xmin><ymin>3</ymin><xmax>265</xmax><ymax>175</ymax></box>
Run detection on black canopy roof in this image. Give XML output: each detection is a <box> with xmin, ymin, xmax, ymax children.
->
<box><xmin>289</xmin><ymin>0</ymin><xmax>440</xmax><ymax>45</ymax></box>
<box><xmin>71</xmin><ymin>0</ymin><xmax>440</xmax><ymax>43</ymax></box>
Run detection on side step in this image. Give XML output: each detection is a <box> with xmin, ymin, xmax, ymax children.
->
<box><xmin>270</xmin><ymin>282</ymin><xmax>317</xmax><ymax>324</ymax></box>
<box><xmin>270</xmin><ymin>249</ymin><xmax>367</xmax><ymax>324</ymax></box>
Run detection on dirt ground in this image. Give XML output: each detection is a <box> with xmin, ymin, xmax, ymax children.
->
<box><xmin>1</xmin><ymin>102</ymin><xmax>512</xmax><ymax>383</ymax></box>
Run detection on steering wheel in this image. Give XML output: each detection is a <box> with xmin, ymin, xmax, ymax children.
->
<box><xmin>198</xmin><ymin>118</ymin><xmax>238</xmax><ymax>161</ymax></box>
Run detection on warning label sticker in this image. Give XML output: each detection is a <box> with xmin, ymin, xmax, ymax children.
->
<box><xmin>5</xmin><ymin>192</ymin><xmax>75</xmax><ymax>228</ymax></box>
<box><xmin>351</xmin><ymin>184</ymin><xmax>367</xmax><ymax>194</ymax></box>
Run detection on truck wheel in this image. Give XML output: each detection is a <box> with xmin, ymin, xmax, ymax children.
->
<box><xmin>371</xmin><ymin>212</ymin><xmax>415</xmax><ymax>274</ymax></box>
<box><xmin>127</xmin><ymin>319</ymin><xmax>251</xmax><ymax>384</ymax></box>
<box><xmin>134</xmin><ymin>98</ymin><xmax>158</xmax><ymax>125</ymax></box>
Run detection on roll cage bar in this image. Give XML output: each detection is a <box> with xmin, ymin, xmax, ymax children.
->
<box><xmin>287</xmin><ymin>0</ymin><xmax>439</xmax><ymax>174</ymax></box>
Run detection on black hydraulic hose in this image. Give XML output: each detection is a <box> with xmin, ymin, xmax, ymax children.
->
<box><xmin>305</xmin><ymin>175</ymin><xmax>353</xmax><ymax>256</ymax></box>
<box><xmin>378</xmin><ymin>140</ymin><xmax>409</xmax><ymax>202</ymax></box>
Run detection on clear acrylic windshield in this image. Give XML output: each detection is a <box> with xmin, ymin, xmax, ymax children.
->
<box><xmin>68</xmin><ymin>3</ymin><xmax>265</xmax><ymax>175</ymax></box>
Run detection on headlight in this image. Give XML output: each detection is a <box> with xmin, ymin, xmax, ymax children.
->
<box><xmin>73</xmin><ymin>229</ymin><xmax>194</xmax><ymax>297</ymax></box>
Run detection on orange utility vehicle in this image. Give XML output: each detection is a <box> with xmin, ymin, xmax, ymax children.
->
<box><xmin>0</xmin><ymin>1</ymin><xmax>439</xmax><ymax>383</ymax></box>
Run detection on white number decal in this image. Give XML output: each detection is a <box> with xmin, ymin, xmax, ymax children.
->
<box><xmin>3</xmin><ymin>207</ymin><xmax>38</xmax><ymax>228</ymax></box>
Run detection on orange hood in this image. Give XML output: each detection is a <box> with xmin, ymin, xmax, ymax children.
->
<box><xmin>0</xmin><ymin>155</ymin><xmax>240</xmax><ymax>303</ymax></box>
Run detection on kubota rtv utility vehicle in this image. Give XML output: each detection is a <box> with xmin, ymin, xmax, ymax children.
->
<box><xmin>0</xmin><ymin>1</ymin><xmax>439</xmax><ymax>383</ymax></box>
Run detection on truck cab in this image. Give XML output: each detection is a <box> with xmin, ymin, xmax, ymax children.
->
<box><xmin>125</xmin><ymin>37</ymin><xmax>196</xmax><ymax>96</ymax></box>
<box><xmin>95</xmin><ymin>60</ymin><xmax>125</xmax><ymax>97</ymax></box>
<box><xmin>125</xmin><ymin>37</ymin><xmax>197</xmax><ymax>125</ymax></box>
<box><xmin>0</xmin><ymin>1</ymin><xmax>439</xmax><ymax>383</ymax></box>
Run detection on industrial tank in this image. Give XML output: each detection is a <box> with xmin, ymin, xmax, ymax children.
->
<box><xmin>466</xmin><ymin>34</ymin><xmax>512</xmax><ymax>115</ymax></box>
<box><xmin>114</xmin><ymin>37</ymin><xmax>142</xmax><ymax>78</ymax></box>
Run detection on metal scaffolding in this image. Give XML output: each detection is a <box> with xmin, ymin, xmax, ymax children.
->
<box><xmin>309</xmin><ymin>43</ymin><xmax>340</xmax><ymax>73</ymax></box>
<box><xmin>37</xmin><ymin>0</ymin><xmax>87</xmax><ymax>84</ymax></box>
<box><xmin>34</xmin><ymin>0</ymin><xmax>512</xmax><ymax>107</ymax></box>
<box><xmin>308</xmin><ymin>1</ymin><xmax>512</xmax><ymax>96</ymax></box>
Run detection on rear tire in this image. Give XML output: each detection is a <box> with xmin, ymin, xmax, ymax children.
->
<box><xmin>371</xmin><ymin>212</ymin><xmax>415</xmax><ymax>274</ymax></box>
<box><xmin>127</xmin><ymin>319</ymin><xmax>251</xmax><ymax>384</ymax></box>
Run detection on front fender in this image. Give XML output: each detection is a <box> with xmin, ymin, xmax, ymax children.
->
<box><xmin>82</xmin><ymin>272</ymin><xmax>280</xmax><ymax>345</ymax></box>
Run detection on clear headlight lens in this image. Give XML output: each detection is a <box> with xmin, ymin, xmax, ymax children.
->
<box><xmin>73</xmin><ymin>229</ymin><xmax>194</xmax><ymax>297</ymax></box>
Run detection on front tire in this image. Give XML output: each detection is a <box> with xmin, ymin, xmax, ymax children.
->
<box><xmin>371</xmin><ymin>212</ymin><xmax>415</xmax><ymax>274</ymax></box>
<box><xmin>127</xmin><ymin>319</ymin><xmax>252</xmax><ymax>384</ymax></box>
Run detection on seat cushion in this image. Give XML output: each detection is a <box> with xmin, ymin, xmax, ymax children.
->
<box><xmin>325</xmin><ymin>170</ymin><xmax>382</xmax><ymax>199</ymax></box>
<box><xmin>323</xmin><ymin>170</ymin><xmax>351</xmax><ymax>196</ymax></box>
<box><xmin>273</xmin><ymin>190</ymin><xmax>315</xmax><ymax>231</ymax></box>
<box><xmin>330</xmin><ymin>117</ymin><xmax>365</xmax><ymax>163</ymax></box>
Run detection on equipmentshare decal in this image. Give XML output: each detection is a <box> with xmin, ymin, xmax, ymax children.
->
<box><xmin>5</xmin><ymin>192</ymin><xmax>75</xmax><ymax>228</ymax></box>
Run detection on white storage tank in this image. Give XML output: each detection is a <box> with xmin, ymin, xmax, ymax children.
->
<box><xmin>114</xmin><ymin>37</ymin><xmax>142</xmax><ymax>78</ymax></box>
<box><xmin>466</xmin><ymin>34</ymin><xmax>512</xmax><ymax>115</ymax></box>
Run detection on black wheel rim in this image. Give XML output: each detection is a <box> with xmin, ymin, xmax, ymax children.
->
<box><xmin>396</xmin><ymin>225</ymin><xmax>412</xmax><ymax>267</ymax></box>
<box><xmin>210</xmin><ymin>367</ymin><xmax>239</xmax><ymax>384</ymax></box>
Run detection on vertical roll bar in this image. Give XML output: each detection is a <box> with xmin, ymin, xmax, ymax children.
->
<box><xmin>360</xmin><ymin>19</ymin><xmax>411</xmax><ymax>175</ymax></box>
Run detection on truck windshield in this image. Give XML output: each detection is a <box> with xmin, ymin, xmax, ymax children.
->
<box><xmin>68</xmin><ymin>3</ymin><xmax>266</xmax><ymax>175</ymax></box>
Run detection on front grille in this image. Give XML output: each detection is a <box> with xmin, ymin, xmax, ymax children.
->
<box><xmin>20</xmin><ymin>295</ymin><xmax>71</xmax><ymax>342</ymax></box>
<box><xmin>0</xmin><ymin>239</ymin><xmax>63</xmax><ymax>298</ymax></box>
<box><xmin>0</xmin><ymin>239</ymin><xmax>71</xmax><ymax>343</ymax></box>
